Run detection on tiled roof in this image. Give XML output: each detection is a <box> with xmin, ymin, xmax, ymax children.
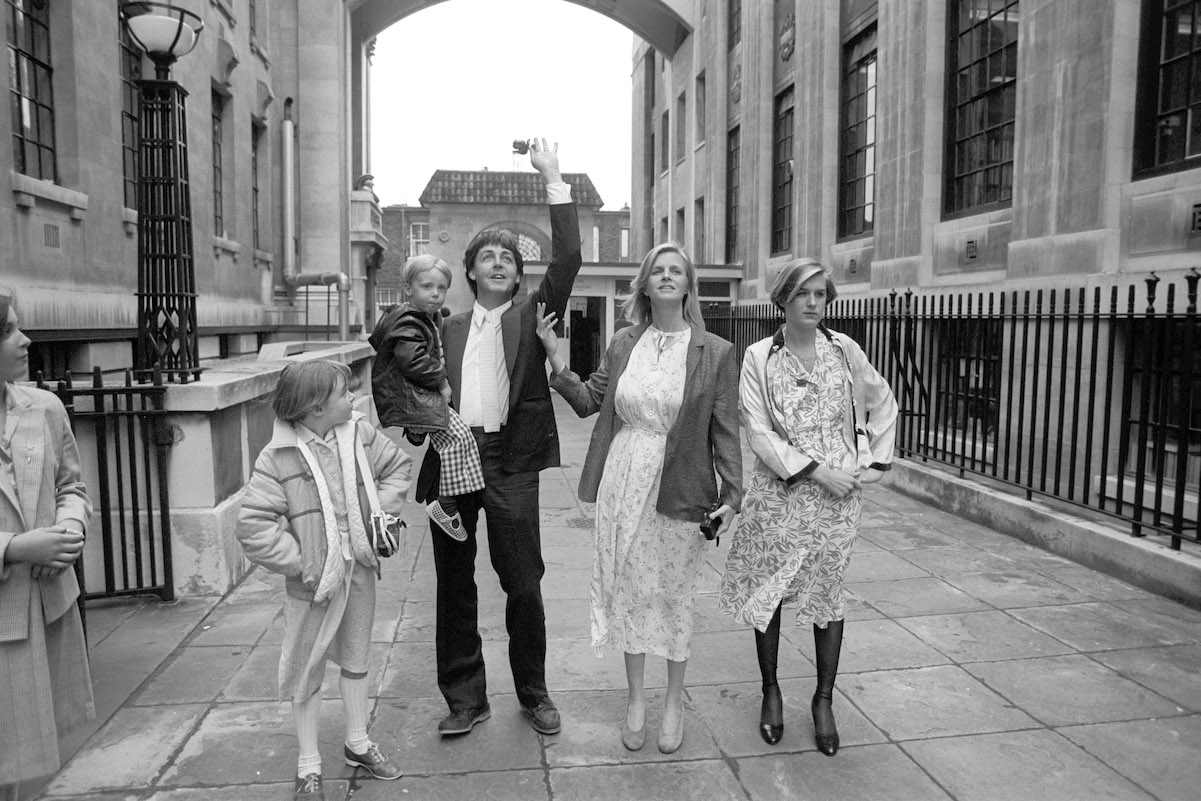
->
<box><xmin>419</xmin><ymin>170</ymin><xmax>604</xmax><ymax>208</ymax></box>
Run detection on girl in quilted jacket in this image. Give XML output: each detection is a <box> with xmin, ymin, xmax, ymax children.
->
<box><xmin>369</xmin><ymin>254</ymin><xmax>482</xmax><ymax>539</ymax></box>
<box><xmin>236</xmin><ymin>361</ymin><xmax>411</xmax><ymax>801</ymax></box>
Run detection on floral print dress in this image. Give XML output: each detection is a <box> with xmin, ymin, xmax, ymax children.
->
<box><xmin>591</xmin><ymin>326</ymin><xmax>702</xmax><ymax>661</ymax></box>
<box><xmin>719</xmin><ymin>334</ymin><xmax>862</xmax><ymax>631</ymax></box>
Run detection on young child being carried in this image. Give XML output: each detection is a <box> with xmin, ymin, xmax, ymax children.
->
<box><xmin>369</xmin><ymin>254</ymin><xmax>482</xmax><ymax>539</ymax></box>
<box><xmin>236</xmin><ymin>361</ymin><xmax>411</xmax><ymax>801</ymax></box>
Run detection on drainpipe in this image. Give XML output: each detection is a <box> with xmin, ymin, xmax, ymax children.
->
<box><xmin>280</xmin><ymin>97</ymin><xmax>351</xmax><ymax>341</ymax></box>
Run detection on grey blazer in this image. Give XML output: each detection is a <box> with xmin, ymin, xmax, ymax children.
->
<box><xmin>0</xmin><ymin>383</ymin><xmax>92</xmax><ymax>642</ymax></box>
<box><xmin>551</xmin><ymin>323</ymin><xmax>743</xmax><ymax>521</ymax></box>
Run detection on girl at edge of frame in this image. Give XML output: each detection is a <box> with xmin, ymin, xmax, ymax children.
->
<box><xmin>0</xmin><ymin>287</ymin><xmax>94</xmax><ymax>801</ymax></box>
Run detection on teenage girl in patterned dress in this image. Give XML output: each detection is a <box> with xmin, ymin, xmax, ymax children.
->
<box><xmin>719</xmin><ymin>259</ymin><xmax>897</xmax><ymax>754</ymax></box>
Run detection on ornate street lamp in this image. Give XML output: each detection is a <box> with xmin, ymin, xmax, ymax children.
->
<box><xmin>121</xmin><ymin>2</ymin><xmax>204</xmax><ymax>382</ymax></box>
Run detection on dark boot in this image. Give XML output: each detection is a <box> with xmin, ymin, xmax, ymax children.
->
<box><xmin>754</xmin><ymin>605</ymin><xmax>784</xmax><ymax>745</ymax></box>
<box><xmin>811</xmin><ymin>619</ymin><xmax>844</xmax><ymax>756</ymax></box>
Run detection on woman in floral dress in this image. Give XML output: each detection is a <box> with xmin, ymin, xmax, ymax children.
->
<box><xmin>720</xmin><ymin>259</ymin><xmax>896</xmax><ymax>754</ymax></box>
<box><xmin>535</xmin><ymin>243</ymin><xmax>742</xmax><ymax>755</ymax></box>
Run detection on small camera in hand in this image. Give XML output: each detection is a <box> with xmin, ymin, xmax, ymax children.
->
<box><xmin>512</xmin><ymin>139</ymin><xmax>531</xmax><ymax>154</ymax></box>
<box><xmin>370</xmin><ymin>512</ymin><xmax>406</xmax><ymax>558</ymax></box>
<box><xmin>699</xmin><ymin>502</ymin><xmax>722</xmax><ymax>545</ymax></box>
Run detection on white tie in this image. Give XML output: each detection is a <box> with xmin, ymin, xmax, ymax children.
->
<box><xmin>479</xmin><ymin>314</ymin><xmax>502</xmax><ymax>432</ymax></box>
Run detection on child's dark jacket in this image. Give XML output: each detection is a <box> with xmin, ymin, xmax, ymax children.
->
<box><xmin>369</xmin><ymin>302</ymin><xmax>448</xmax><ymax>432</ymax></box>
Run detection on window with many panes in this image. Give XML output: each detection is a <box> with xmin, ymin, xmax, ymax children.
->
<box><xmin>119</xmin><ymin>11</ymin><xmax>142</xmax><ymax>209</ymax></box>
<box><xmin>771</xmin><ymin>87</ymin><xmax>795</xmax><ymax>254</ymax></box>
<box><xmin>728</xmin><ymin>0</ymin><xmax>741</xmax><ymax>50</ymax></box>
<box><xmin>1134</xmin><ymin>0</ymin><xmax>1201</xmax><ymax>176</ymax></box>
<box><xmin>675</xmin><ymin>92</ymin><xmax>686</xmax><ymax>160</ymax></box>
<box><xmin>409</xmin><ymin>222</ymin><xmax>429</xmax><ymax>257</ymax></box>
<box><xmin>661</xmin><ymin>110</ymin><xmax>670</xmax><ymax>171</ymax></box>
<box><xmin>945</xmin><ymin>0</ymin><xmax>1019</xmax><ymax>216</ymax></box>
<box><xmin>725</xmin><ymin>126</ymin><xmax>740</xmax><ymax>263</ymax></box>
<box><xmin>251</xmin><ymin>122</ymin><xmax>264</xmax><ymax>250</ymax></box>
<box><xmin>8</xmin><ymin>0</ymin><xmax>55</xmax><ymax>181</ymax></box>
<box><xmin>839</xmin><ymin>26</ymin><xmax>877</xmax><ymax>239</ymax></box>
<box><xmin>212</xmin><ymin>91</ymin><xmax>226</xmax><ymax>234</ymax></box>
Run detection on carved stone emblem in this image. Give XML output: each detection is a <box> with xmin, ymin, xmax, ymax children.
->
<box><xmin>780</xmin><ymin>13</ymin><xmax>796</xmax><ymax>61</ymax></box>
<box><xmin>730</xmin><ymin>63</ymin><xmax>742</xmax><ymax>104</ymax></box>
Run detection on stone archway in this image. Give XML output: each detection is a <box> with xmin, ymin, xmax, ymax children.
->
<box><xmin>351</xmin><ymin>0</ymin><xmax>693</xmax><ymax>56</ymax></box>
<box><xmin>348</xmin><ymin>0</ymin><xmax>693</xmax><ymax>184</ymax></box>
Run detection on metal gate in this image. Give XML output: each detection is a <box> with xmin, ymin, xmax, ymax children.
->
<box><xmin>38</xmin><ymin>368</ymin><xmax>176</xmax><ymax>602</ymax></box>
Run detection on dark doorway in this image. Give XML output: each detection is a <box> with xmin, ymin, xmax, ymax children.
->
<box><xmin>569</xmin><ymin>296</ymin><xmax>604</xmax><ymax>377</ymax></box>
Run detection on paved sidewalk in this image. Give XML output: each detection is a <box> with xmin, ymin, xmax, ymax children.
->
<box><xmin>26</xmin><ymin>397</ymin><xmax>1201</xmax><ymax>800</ymax></box>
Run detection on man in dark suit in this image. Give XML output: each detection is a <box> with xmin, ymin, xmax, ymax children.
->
<box><xmin>418</xmin><ymin>139</ymin><xmax>581</xmax><ymax>737</ymax></box>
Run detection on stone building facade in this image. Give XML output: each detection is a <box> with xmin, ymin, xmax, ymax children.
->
<box><xmin>3</xmin><ymin>0</ymin><xmax>386</xmax><ymax>377</ymax></box>
<box><xmin>631</xmin><ymin>0</ymin><xmax>1201</xmax><ymax>303</ymax></box>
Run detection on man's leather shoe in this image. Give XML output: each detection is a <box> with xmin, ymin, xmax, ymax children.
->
<box><xmin>294</xmin><ymin>773</ymin><xmax>324</xmax><ymax>801</ymax></box>
<box><xmin>522</xmin><ymin>698</ymin><xmax>561</xmax><ymax>735</ymax></box>
<box><xmin>344</xmin><ymin>743</ymin><xmax>403</xmax><ymax>780</ymax></box>
<box><xmin>437</xmin><ymin>704</ymin><xmax>491</xmax><ymax>736</ymax></box>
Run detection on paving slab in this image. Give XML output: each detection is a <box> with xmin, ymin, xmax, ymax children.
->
<box><xmin>842</xmin><ymin>665</ymin><xmax>1038</xmax><ymax>740</ymax></box>
<box><xmin>893</xmin><ymin>609</ymin><xmax>1075</xmax><ymax>663</ymax></box>
<box><xmin>939</xmin><ymin>569</ymin><xmax>1093</xmax><ymax>608</ymax></box>
<box><xmin>737</xmin><ymin>745</ymin><xmax>954</xmax><ymax>801</ymax></box>
<box><xmin>132</xmin><ymin>645</ymin><xmax>251</xmax><ymax>705</ymax></box>
<box><xmin>550</xmin><ymin>761</ymin><xmax>744</xmax><ymax>801</ymax></box>
<box><xmin>148</xmin><ymin>783</ymin><xmax>349</xmax><ymax>801</ymax></box>
<box><xmin>1058</xmin><ymin>715</ymin><xmax>1201</xmax><ymax>801</ymax></box>
<box><xmin>349</xmin><ymin>769</ymin><xmax>545</xmax><ymax>800</ymax></box>
<box><xmin>43</xmin><ymin>705</ymin><xmax>208</xmax><ymax>795</ymax></box>
<box><xmin>964</xmin><ymin>654</ymin><xmax>1186</xmax><ymax>726</ymax></box>
<box><xmin>849</xmin><ymin>576</ymin><xmax>993</xmax><ymax>617</ymax></box>
<box><xmin>1010</xmin><ymin>601</ymin><xmax>1194</xmax><ymax>651</ymax></box>
<box><xmin>895</xmin><ymin>544</ymin><xmax>1022</xmax><ymax>576</ymax></box>
<box><xmin>858</xmin><ymin>524</ymin><xmax>965</xmax><ymax>550</ymax></box>
<box><xmin>1089</xmin><ymin>644</ymin><xmax>1201</xmax><ymax>710</ymax></box>
<box><xmin>844</xmin><ymin>550</ymin><xmax>933</xmax><ymax>582</ymax></box>
<box><xmin>904</xmin><ymin>729</ymin><xmax>1156</xmax><ymax>801</ymax></box>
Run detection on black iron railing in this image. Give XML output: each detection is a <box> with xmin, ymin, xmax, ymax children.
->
<box><xmin>703</xmin><ymin>270</ymin><xmax>1201</xmax><ymax>550</ymax></box>
<box><xmin>38</xmin><ymin>368</ymin><xmax>176</xmax><ymax>603</ymax></box>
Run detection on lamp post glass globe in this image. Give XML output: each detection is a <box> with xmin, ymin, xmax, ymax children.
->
<box><xmin>121</xmin><ymin>1</ymin><xmax>204</xmax><ymax>72</ymax></box>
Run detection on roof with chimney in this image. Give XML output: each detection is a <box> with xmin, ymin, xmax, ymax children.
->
<box><xmin>418</xmin><ymin>170</ymin><xmax>604</xmax><ymax>209</ymax></box>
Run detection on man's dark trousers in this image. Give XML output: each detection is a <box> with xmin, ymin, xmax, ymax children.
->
<box><xmin>430</xmin><ymin>429</ymin><xmax>547</xmax><ymax>712</ymax></box>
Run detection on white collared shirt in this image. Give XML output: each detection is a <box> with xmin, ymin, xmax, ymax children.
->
<box><xmin>460</xmin><ymin>299</ymin><xmax>513</xmax><ymax>428</ymax></box>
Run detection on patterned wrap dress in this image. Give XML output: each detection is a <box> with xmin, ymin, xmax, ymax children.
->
<box><xmin>720</xmin><ymin>334</ymin><xmax>862</xmax><ymax>631</ymax></box>
<box><xmin>591</xmin><ymin>327</ymin><xmax>703</xmax><ymax>661</ymax></box>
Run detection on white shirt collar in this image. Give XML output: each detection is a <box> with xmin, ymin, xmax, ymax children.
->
<box><xmin>472</xmin><ymin>299</ymin><xmax>513</xmax><ymax>327</ymax></box>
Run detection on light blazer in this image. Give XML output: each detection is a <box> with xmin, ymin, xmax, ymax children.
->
<box><xmin>0</xmin><ymin>384</ymin><xmax>92</xmax><ymax>643</ymax></box>
<box><xmin>741</xmin><ymin>326</ymin><xmax>898</xmax><ymax>483</ymax></box>
<box><xmin>551</xmin><ymin>323</ymin><xmax>743</xmax><ymax>521</ymax></box>
<box><xmin>420</xmin><ymin>201</ymin><xmax>581</xmax><ymax>492</ymax></box>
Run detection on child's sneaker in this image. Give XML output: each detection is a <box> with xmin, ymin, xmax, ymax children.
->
<box><xmin>344</xmin><ymin>742</ymin><xmax>403</xmax><ymax>780</ymax></box>
<box><xmin>427</xmin><ymin>500</ymin><xmax>467</xmax><ymax>541</ymax></box>
<box><xmin>294</xmin><ymin>772</ymin><xmax>324</xmax><ymax>800</ymax></box>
